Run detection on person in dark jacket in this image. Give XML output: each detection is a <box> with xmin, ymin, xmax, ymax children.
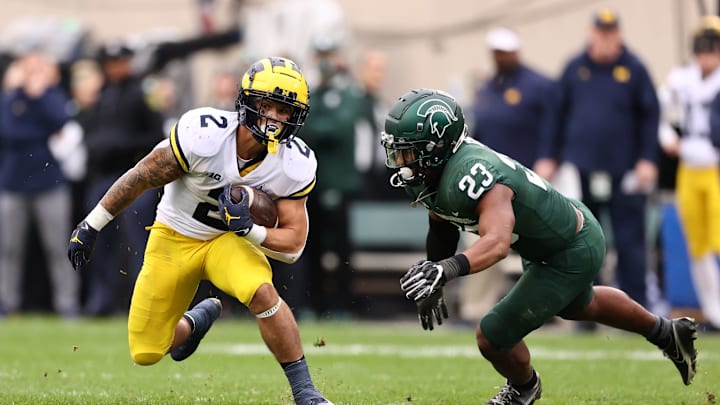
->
<box><xmin>472</xmin><ymin>26</ymin><xmax>559</xmax><ymax>170</ymax></box>
<box><xmin>464</xmin><ymin>27</ymin><xmax>561</xmax><ymax>322</ymax></box>
<box><xmin>0</xmin><ymin>48</ymin><xmax>80</xmax><ymax>317</ymax></box>
<box><xmin>536</xmin><ymin>9</ymin><xmax>660</xmax><ymax>311</ymax></box>
<box><xmin>81</xmin><ymin>41</ymin><xmax>165</xmax><ymax>316</ymax></box>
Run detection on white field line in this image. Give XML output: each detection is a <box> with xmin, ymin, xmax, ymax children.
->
<box><xmin>202</xmin><ymin>343</ymin><xmax>719</xmax><ymax>361</ymax></box>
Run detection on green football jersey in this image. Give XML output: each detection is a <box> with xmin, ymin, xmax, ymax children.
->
<box><xmin>406</xmin><ymin>138</ymin><xmax>579</xmax><ymax>261</ymax></box>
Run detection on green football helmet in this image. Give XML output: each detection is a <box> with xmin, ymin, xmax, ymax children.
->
<box><xmin>381</xmin><ymin>88</ymin><xmax>467</xmax><ymax>186</ymax></box>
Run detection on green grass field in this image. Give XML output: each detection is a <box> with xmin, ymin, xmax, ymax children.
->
<box><xmin>1</xmin><ymin>316</ymin><xmax>718</xmax><ymax>404</ymax></box>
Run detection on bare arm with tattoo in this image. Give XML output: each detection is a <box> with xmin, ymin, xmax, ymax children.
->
<box><xmin>68</xmin><ymin>144</ymin><xmax>184</xmax><ymax>271</ymax></box>
<box><xmin>99</xmin><ymin>145</ymin><xmax>184</xmax><ymax>216</ymax></box>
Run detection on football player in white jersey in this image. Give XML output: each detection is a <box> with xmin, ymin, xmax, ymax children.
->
<box><xmin>68</xmin><ymin>57</ymin><xmax>333</xmax><ymax>405</ymax></box>
<box><xmin>660</xmin><ymin>16</ymin><xmax>720</xmax><ymax>330</ymax></box>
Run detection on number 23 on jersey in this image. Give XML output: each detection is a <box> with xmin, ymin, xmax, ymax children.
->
<box><xmin>458</xmin><ymin>149</ymin><xmax>547</xmax><ymax>200</ymax></box>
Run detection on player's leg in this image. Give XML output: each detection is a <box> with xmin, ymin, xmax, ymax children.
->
<box><xmin>562</xmin><ymin>286</ymin><xmax>656</xmax><ymax>333</ymax></box>
<box><xmin>251</xmin><ymin>283</ymin><xmax>332</xmax><ymax>404</ymax></box>
<box><xmin>564</xmin><ymin>285</ymin><xmax>698</xmax><ymax>385</ymax></box>
<box><xmin>560</xmin><ymin>202</ymin><xmax>698</xmax><ymax>385</ymax></box>
<box><xmin>478</xmin><ymin>260</ymin><xmax>587</xmax><ymax>404</ymax></box>
<box><xmin>128</xmin><ymin>222</ymin><xmax>204</xmax><ymax>365</ymax></box>
<box><xmin>205</xmin><ymin>234</ymin><xmax>332</xmax><ymax>405</ymax></box>
<box><xmin>479</xmin><ymin>207</ymin><xmax>607</xmax><ymax>404</ymax></box>
<box><xmin>477</xmin><ymin>269</ymin><xmax>551</xmax><ymax>404</ymax></box>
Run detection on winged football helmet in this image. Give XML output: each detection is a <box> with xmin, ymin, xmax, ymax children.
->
<box><xmin>236</xmin><ymin>57</ymin><xmax>310</xmax><ymax>152</ymax></box>
<box><xmin>381</xmin><ymin>88</ymin><xmax>467</xmax><ymax>187</ymax></box>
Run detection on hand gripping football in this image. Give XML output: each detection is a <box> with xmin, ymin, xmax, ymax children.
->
<box><xmin>229</xmin><ymin>185</ymin><xmax>279</xmax><ymax>228</ymax></box>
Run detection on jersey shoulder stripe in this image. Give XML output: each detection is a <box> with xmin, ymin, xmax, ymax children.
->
<box><xmin>276</xmin><ymin>137</ymin><xmax>317</xmax><ymax>198</ymax></box>
<box><xmin>287</xmin><ymin>177</ymin><xmax>316</xmax><ymax>199</ymax></box>
<box><xmin>170</xmin><ymin>123</ymin><xmax>190</xmax><ymax>173</ymax></box>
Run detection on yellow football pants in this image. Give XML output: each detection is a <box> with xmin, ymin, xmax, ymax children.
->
<box><xmin>676</xmin><ymin>163</ymin><xmax>720</xmax><ymax>259</ymax></box>
<box><xmin>128</xmin><ymin>221</ymin><xmax>272</xmax><ymax>365</ymax></box>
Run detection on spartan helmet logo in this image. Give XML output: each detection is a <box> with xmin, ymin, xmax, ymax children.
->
<box><xmin>416</xmin><ymin>98</ymin><xmax>458</xmax><ymax>139</ymax></box>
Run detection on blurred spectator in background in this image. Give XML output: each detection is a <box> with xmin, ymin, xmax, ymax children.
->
<box><xmin>81</xmin><ymin>41</ymin><xmax>165</xmax><ymax>316</ymax></box>
<box><xmin>209</xmin><ymin>68</ymin><xmax>240</xmax><ymax>111</ymax></box>
<box><xmin>460</xmin><ymin>26</ymin><xmax>560</xmax><ymax>322</ymax></box>
<box><xmin>64</xmin><ymin>60</ymin><xmax>103</xmax><ymax>224</ymax></box>
<box><xmin>538</xmin><ymin>8</ymin><xmax>660</xmax><ymax>316</ymax></box>
<box><xmin>0</xmin><ymin>47</ymin><xmax>80</xmax><ymax>318</ymax></box>
<box><xmin>353</xmin><ymin>49</ymin><xmax>400</xmax><ymax>201</ymax></box>
<box><xmin>658</xmin><ymin>16</ymin><xmax>720</xmax><ymax>329</ymax></box>
<box><xmin>473</xmin><ymin>27</ymin><xmax>559</xmax><ymax>170</ymax></box>
<box><xmin>301</xmin><ymin>37</ymin><xmax>362</xmax><ymax>319</ymax></box>
<box><xmin>240</xmin><ymin>0</ymin><xmax>349</xmax><ymax>88</ymax></box>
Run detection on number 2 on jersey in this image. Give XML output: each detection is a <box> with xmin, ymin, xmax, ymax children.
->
<box><xmin>192</xmin><ymin>187</ymin><xmax>227</xmax><ymax>230</ymax></box>
<box><xmin>200</xmin><ymin>114</ymin><xmax>228</xmax><ymax>128</ymax></box>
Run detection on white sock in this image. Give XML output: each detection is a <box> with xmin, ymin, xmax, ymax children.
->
<box><xmin>690</xmin><ymin>255</ymin><xmax>720</xmax><ymax>327</ymax></box>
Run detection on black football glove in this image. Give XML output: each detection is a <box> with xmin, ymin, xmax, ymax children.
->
<box><xmin>400</xmin><ymin>260</ymin><xmax>446</xmax><ymax>301</ymax></box>
<box><xmin>217</xmin><ymin>185</ymin><xmax>254</xmax><ymax>236</ymax></box>
<box><xmin>67</xmin><ymin>220</ymin><xmax>98</xmax><ymax>271</ymax></box>
<box><xmin>416</xmin><ymin>288</ymin><xmax>448</xmax><ymax>331</ymax></box>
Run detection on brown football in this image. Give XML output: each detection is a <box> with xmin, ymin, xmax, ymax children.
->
<box><xmin>229</xmin><ymin>185</ymin><xmax>279</xmax><ymax>228</ymax></box>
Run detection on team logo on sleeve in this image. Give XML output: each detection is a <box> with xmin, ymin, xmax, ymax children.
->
<box><xmin>416</xmin><ymin>98</ymin><xmax>458</xmax><ymax>139</ymax></box>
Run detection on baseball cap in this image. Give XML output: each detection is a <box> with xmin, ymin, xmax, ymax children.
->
<box><xmin>593</xmin><ymin>8</ymin><xmax>620</xmax><ymax>30</ymax></box>
<box><xmin>486</xmin><ymin>27</ymin><xmax>520</xmax><ymax>52</ymax></box>
<box><xmin>96</xmin><ymin>41</ymin><xmax>134</xmax><ymax>63</ymax></box>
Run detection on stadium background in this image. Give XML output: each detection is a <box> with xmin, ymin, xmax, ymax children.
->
<box><xmin>0</xmin><ymin>0</ymin><xmax>714</xmax><ymax>315</ymax></box>
<box><xmin>1</xmin><ymin>2</ymin><xmax>719</xmax><ymax>403</ymax></box>
<box><xmin>0</xmin><ymin>0</ymin><xmax>710</xmax><ymax>107</ymax></box>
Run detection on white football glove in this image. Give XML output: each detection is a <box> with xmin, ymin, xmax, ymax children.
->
<box><xmin>400</xmin><ymin>260</ymin><xmax>445</xmax><ymax>301</ymax></box>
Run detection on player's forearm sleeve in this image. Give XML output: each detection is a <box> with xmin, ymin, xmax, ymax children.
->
<box><xmin>427</xmin><ymin>215</ymin><xmax>460</xmax><ymax>261</ymax></box>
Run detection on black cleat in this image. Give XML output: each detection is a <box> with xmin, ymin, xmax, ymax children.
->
<box><xmin>485</xmin><ymin>373</ymin><xmax>542</xmax><ymax>405</ymax></box>
<box><xmin>661</xmin><ymin>317</ymin><xmax>698</xmax><ymax>385</ymax></box>
<box><xmin>170</xmin><ymin>298</ymin><xmax>222</xmax><ymax>362</ymax></box>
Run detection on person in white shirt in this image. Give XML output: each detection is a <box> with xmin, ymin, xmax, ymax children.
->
<box><xmin>659</xmin><ymin>16</ymin><xmax>720</xmax><ymax>329</ymax></box>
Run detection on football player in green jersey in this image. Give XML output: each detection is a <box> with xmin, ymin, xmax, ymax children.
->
<box><xmin>383</xmin><ymin>88</ymin><xmax>698</xmax><ymax>404</ymax></box>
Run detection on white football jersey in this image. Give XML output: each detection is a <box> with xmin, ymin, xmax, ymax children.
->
<box><xmin>664</xmin><ymin>64</ymin><xmax>720</xmax><ymax>167</ymax></box>
<box><xmin>155</xmin><ymin>107</ymin><xmax>317</xmax><ymax>240</ymax></box>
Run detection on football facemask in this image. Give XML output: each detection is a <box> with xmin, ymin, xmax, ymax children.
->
<box><xmin>381</xmin><ymin>88</ymin><xmax>467</xmax><ymax>187</ymax></box>
<box><xmin>236</xmin><ymin>57</ymin><xmax>310</xmax><ymax>151</ymax></box>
